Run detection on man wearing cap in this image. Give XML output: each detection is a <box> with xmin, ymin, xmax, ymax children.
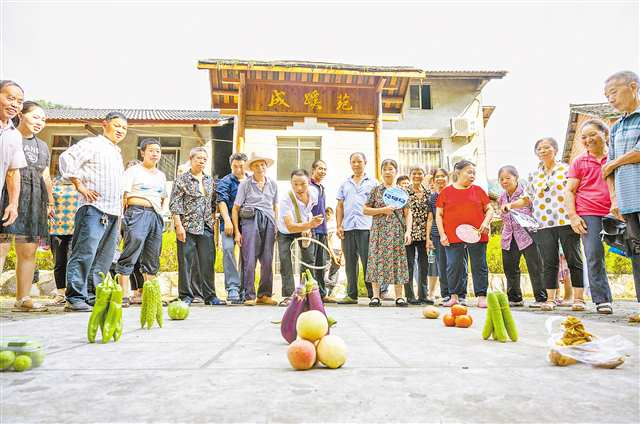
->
<box><xmin>232</xmin><ymin>153</ymin><xmax>279</xmax><ymax>306</ymax></box>
<box><xmin>59</xmin><ymin>112</ymin><xmax>127</xmax><ymax>311</ymax></box>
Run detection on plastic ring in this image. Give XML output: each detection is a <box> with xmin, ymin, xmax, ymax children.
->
<box><xmin>289</xmin><ymin>236</ymin><xmax>332</xmax><ymax>270</ymax></box>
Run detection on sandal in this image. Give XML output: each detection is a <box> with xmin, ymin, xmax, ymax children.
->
<box><xmin>541</xmin><ymin>301</ymin><xmax>556</xmax><ymax>311</ymax></box>
<box><xmin>278</xmin><ymin>297</ymin><xmax>291</xmax><ymax>307</ymax></box>
<box><xmin>122</xmin><ymin>297</ymin><xmax>131</xmax><ymax>308</ymax></box>
<box><xmin>46</xmin><ymin>294</ymin><xmax>66</xmax><ymax>307</ymax></box>
<box><xmin>368</xmin><ymin>297</ymin><xmax>381</xmax><ymax>307</ymax></box>
<box><xmin>12</xmin><ymin>297</ymin><xmax>48</xmax><ymax>312</ymax></box>
<box><xmin>596</xmin><ymin>302</ymin><xmax>613</xmax><ymax>315</ymax></box>
<box><xmin>395</xmin><ymin>298</ymin><xmax>408</xmax><ymax>308</ymax></box>
<box><xmin>571</xmin><ymin>299</ymin><xmax>586</xmax><ymax>312</ymax></box>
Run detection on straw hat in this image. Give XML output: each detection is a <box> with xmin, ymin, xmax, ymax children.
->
<box><xmin>245</xmin><ymin>152</ymin><xmax>274</xmax><ymax>170</ymax></box>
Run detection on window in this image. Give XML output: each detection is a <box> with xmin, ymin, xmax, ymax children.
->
<box><xmin>398</xmin><ymin>138</ymin><xmax>442</xmax><ymax>175</ymax></box>
<box><xmin>51</xmin><ymin>135</ymin><xmax>85</xmax><ymax>176</ymax></box>
<box><xmin>409</xmin><ymin>84</ymin><xmax>432</xmax><ymax>110</ymax></box>
<box><xmin>137</xmin><ymin>136</ymin><xmax>181</xmax><ymax>180</ymax></box>
<box><xmin>277</xmin><ymin>137</ymin><xmax>321</xmax><ymax>181</ymax></box>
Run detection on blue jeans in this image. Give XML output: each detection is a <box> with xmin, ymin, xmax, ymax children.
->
<box><xmin>445</xmin><ymin>242</ymin><xmax>488</xmax><ymax>297</ymax></box>
<box><xmin>115</xmin><ymin>206</ymin><xmax>163</xmax><ymax>276</ymax></box>
<box><xmin>65</xmin><ymin>206</ymin><xmax>119</xmax><ymax>305</ymax></box>
<box><xmin>221</xmin><ymin>232</ymin><xmax>241</xmax><ymax>299</ymax></box>
<box><xmin>581</xmin><ymin>216</ymin><xmax>612</xmax><ymax>305</ymax></box>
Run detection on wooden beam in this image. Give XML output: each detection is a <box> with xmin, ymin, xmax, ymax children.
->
<box><xmin>192</xmin><ymin>125</ymin><xmax>206</xmax><ymax>145</ymax></box>
<box><xmin>382</xmin><ymin>96</ymin><xmax>404</xmax><ymax>103</ymax></box>
<box><xmin>245</xmin><ymin>110</ymin><xmax>376</xmax><ymax>120</ymax></box>
<box><xmin>197</xmin><ymin>63</ymin><xmax>425</xmax><ymax>78</ymax></box>
<box><xmin>236</xmin><ymin>72</ymin><xmax>246</xmax><ymax>153</ymax></box>
<box><xmin>211</xmin><ymin>89</ymin><xmax>239</xmax><ymax>96</ymax></box>
<box><xmin>246</xmin><ymin>79</ymin><xmax>375</xmax><ymax>90</ymax></box>
<box><xmin>374</xmin><ymin>78</ymin><xmax>385</xmax><ymax>181</ymax></box>
<box><xmin>84</xmin><ymin>124</ymin><xmax>100</xmax><ymax>136</ymax></box>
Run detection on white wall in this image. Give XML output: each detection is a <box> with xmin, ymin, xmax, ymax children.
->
<box><xmin>244</xmin><ymin>118</ymin><xmax>377</xmax><ymax>210</ymax></box>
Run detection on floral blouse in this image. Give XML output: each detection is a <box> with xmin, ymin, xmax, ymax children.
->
<box><xmin>169</xmin><ymin>171</ymin><xmax>216</xmax><ymax>235</ymax></box>
<box><xmin>407</xmin><ymin>185</ymin><xmax>430</xmax><ymax>241</ymax></box>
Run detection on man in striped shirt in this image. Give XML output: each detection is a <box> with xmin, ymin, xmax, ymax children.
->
<box><xmin>603</xmin><ymin>70</ymin><xmax>640</xmax><ymax>322</ymax></box>
<box><xmin>59</xmin><ymin>112</ymin><xmax>126</xmax><ymax>311</ymax></box>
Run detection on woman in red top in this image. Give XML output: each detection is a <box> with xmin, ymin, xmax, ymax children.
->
<box><xmin>436</xmin><ymin>160</ymin><xmax>493</xmax><ymax>308</ymax></box>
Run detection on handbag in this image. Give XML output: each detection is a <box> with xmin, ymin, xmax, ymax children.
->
<box><xmin>239</xmin><ymin>206</ymin><xmax>256</xmax><ymax>219</ymax></box>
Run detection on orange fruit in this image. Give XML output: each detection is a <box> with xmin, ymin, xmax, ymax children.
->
<box><xmin>455</xmin><ymin>315</ymin><xmax>473</xmax><ymax>328</ymax></box>
<box><xmin>451</xmin><ymin>304</ymin><xmax>468</xmax><ymax>317</ymax></box>
<box><xmin>442</xmin><ymin>313</ymin><xmax>456</xmax><ymax>327</ymax></box>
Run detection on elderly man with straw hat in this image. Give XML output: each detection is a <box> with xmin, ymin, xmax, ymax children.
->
<box><xmin>232</xmin><ymin>152</ymin><xmax>279</xmax><ymax>306</ymax></box>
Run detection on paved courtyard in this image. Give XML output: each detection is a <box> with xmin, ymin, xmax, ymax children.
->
<box><xmin>1</xmin><ymin>300</ymin><xmax>639</xmax><ymax>423</ymax></box>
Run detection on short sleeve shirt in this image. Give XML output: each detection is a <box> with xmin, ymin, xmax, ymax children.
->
<box><xmin>0</xmin><ymin>121</ymin><xmax>27</xmax><ymax>206</ymax></box>
<box><xmin>567</xmin><ymin>152</ymin><xmax>611</xmax><ymax>217</ymax></box>
<box><xmin>122</xmin><ymin>164</ymin><xmax>168</xmax><ymax>215</ymax></box>
<box><xmin>277</xmin><ymin>189</ymin><xmax>318</xmax><ymax>234</ymax></box>
<box><xmin>336</xmin><ymin>174</ymin><xmax>377</xmax><ymax>231</ymax></box>
<box><xmin>234</xmin><ymin>175</ymin><xmax>278</xmax><ymax>223</ymax></box>
<box><xmin>435</xmin><ymin>185</ymin><xmax>490</xmax><ymax>244</ymax></box>
<box><xmin>609</xmin><ymin>106</ymin><xmax>640</xmax><ymax>214</ymax></box>
<box><xmin>524</xmin><ymin>162</ymin><xmax>571</xmax><ymax>229</ymax></box>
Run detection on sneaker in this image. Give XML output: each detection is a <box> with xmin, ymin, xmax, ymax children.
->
<box><xmin>442</xmin><ymin>297</ymin><xmax>458</xmax><ymax>307</ymax></box>
<box><xmin>409</xmin><ymin>299</ymin><xmax>423</xmax><ymax>305</ymax></box>
<box><xmin>459</xmin><ymin>298</ymin><xmax>468</xmax><ymax>306</ymax></box>
<box><xmin>337</xmin><ymin>296</ymin><xmax>358</xmax><ymax>304</ymax></box>
<box><xmin>206</xmin><ymin>297</ymin><xmax>227</xmax><ymax>306</ymax></box>
<box><xmin>424</xmin><ymin>298</ymin><xmax>435</xmax><ymax>305</ymax></box>
<box><xmin>256</xmin><ymin>296</ymin><xmax>277</xmax><ymax>305</ymax></box>
<box><xmin>64</xmin><ymin>301</ymin><xmax>92</xmax><ymax>312</ymax></box>
<box><xmin>439</xmin><ymin>296</ymin><xmax>451</xmax><ymax>306</ymax></box>
<box><xmin>509</xmin><ymin>300</ymin><xmax>525</xmax><ymax>307</ymax></box>
<box><xmin>477</xmin><ymin>296</ymin><xmax>487</xmax><ymax>308</ymax></box>
<box><xmin>229</xmin><ymin>298</ymin><xmax>244</xmax><ymax>305</ymax></box>
<box><xmin>192</xmin><ymin>297</ymin><xmax>204</xmax><ymax>304</ymax></box>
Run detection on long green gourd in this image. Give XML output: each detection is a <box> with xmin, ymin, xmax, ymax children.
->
<box><xmin>487</xmin><ymin>292</ymin><xmax>508</xmax><ymax>342</ymax></box>
<box><xmin>496</xmin><ymin>291</ymin><xmax>518</xmax><ymax>342</ymax></box>
<box><xmin>482</xmin><ymin>309</ymin><xmax>493</xmax><ymax>340</ymax></box>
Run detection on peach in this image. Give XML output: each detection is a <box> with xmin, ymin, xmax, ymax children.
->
<box><xmin>287</xmin><ymin>339</ymin><xmax>316</xmax><ymax>370</ymax></box>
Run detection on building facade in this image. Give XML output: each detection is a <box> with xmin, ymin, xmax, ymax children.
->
<box><xmin>198</xmin><ymin>59</ymin><xmax>506</xmax><ymax>206</ymax></box>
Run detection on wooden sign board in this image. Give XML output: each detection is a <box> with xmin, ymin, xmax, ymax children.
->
<box><xmin>245</xmin><ymin>84</ymin><xmax>376</xmax><ymax>120</ymax></box>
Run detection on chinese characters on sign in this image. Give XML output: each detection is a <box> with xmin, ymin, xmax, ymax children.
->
<box><xmin>304</xmin><ymin>89</ymin><xmax>322</xmax><ymax>112</ymax></box>
<box><xmin>264</xmin><ymin>88</ymin><xmax>360</xmax><ymax>113</ymax></box>
<box><xmin>336</xmin><ymin>93</ymin><xmax>353</xmax><ymax>111</ymax></box>
<box><xmin>268</xmin><ymin>90</ymin><xmax>290</xmax><ymax>108</ymax></box>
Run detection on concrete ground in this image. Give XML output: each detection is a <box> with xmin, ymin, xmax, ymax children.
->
<box><xmin>1</xmin><ymin>300</ymin><xmax>639</xmax><ymax>423</ymax></box>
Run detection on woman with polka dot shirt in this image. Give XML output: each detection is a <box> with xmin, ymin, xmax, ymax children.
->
<box><xmin>502</xmin><ymin>137</ymin><xmax>584</xmax><ymax>311</ymax></box>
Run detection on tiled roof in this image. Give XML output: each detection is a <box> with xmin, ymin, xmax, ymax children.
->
<box><xmin>44</xmin><ymin>108</ymin><xmax>231</xmax><ymax>124</ymax></box>
<box><xmin>197</xmin><ymin>58</ymin><xmax>507</xmax><ymax>79</ymax></box>
<box><xmin>569</xmin><ymin>103</ymin><xmax>620</xmax><ymax>119</ymax></box>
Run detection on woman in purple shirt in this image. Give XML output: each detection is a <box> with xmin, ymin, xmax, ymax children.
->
<box><xmin>498</xmin><ymin>166</ymin><xmax>547</xmax><ymax>307</ymax></box>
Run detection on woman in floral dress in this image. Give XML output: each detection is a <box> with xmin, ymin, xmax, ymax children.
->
<box><xmin>364</xmin><ymin>159</ymin><xmax>412</xmax><ymax>307</ymax></box>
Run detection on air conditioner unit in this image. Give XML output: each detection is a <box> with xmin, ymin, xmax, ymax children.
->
<box><xmin>450</xmin><ymin>117</ymin><xmax>477</xmax><ymax>137</ymax></box>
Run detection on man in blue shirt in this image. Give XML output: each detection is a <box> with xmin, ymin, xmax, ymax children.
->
<box><xmin>216</xmin><ymin>152</ymin><xmax>248</xmax><ymax>304</ymax></box>
<box><xmin>336</xmin><ymin>152</ymin><xmax>378</xmax><ymax>303</ymax></box>
<box><xmin>309</xmin><ymin>160</ymin><xmax>334</xmax><ymax>302</ymax></box>
<box><xmin>602</xmin><ymin>70</ymin><xmax>640</xmax><ymax>322</ymax></box>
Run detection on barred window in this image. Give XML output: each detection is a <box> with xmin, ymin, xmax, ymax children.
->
<box><xmin>398</xmin><ymin>138</ymin><xmax>442</xmax><ymax>175</ymax></box>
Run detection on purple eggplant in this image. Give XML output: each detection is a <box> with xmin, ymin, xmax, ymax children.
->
<box><xmin>280</xmin><ymin>286</ymin><xmax>308</xmax><ymax>344</ymax></box>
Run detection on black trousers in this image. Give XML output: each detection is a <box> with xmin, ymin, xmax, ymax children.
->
<box><xmin>623</xmin><ymin>212</ymin><xmax>640</xmax><ymax>301</ymax></box>
<box><xmin>312</xmin><ymin>233</ymin><xmax>328</xmax><ymax>297</ymax></box>
<box><xmin>342</xmin><ymin>229</ymin><xmax>372</xmax><ymax>299</ymax></box>
<box><xmin>406</xmin><ymin>240</ymin><xmax>428</xmax><ymax>301</ymax></box>
<box><xmin>534</xmin><ymin>225</ymin><xmax>583</xmax><ymax>290</ymax></box>
<box><xmin>176</xmin><ymin>227</ymin><xmax>217</xmax><ymax>302</ymax></box>
<box><xmin>50</xmin><ymin>234</ymin><xmax>72</xmax><ymax>290</ymax></box>
<box><xmin>502</xmin><ymin>238</ymin><xmax>547</xmax><ymax>303</ymax></box>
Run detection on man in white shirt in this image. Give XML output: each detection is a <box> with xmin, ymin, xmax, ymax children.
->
<box><xmin>0</xmin><ymin>80</ymin><xmax>27</xmax><ymax>227</ymax></box>
<box><xmin>59</xmin><ymin>112</ymin><xmax>126</xmax><ymax>311</ymax></box>
<box><xmin>116</xmin><ymin>138</ymin><xmax>167</xmax><ymax>306</ymax></box>
<box><xmin>277</xmin><ymin>169</ymin><xmax>324</xmax><ymax>306</ymax></box>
